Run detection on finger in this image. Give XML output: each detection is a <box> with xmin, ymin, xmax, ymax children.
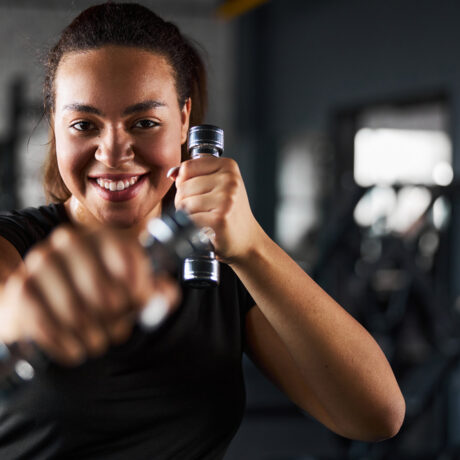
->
<box><xmin>30</xmin><ymin>311</ymin><xmax>85</xmax><ymax>366</ymax></box>
<box><xmin>24</xmin><ymin>248</ymin><xmax>87</xmax><ymax>331</ymax></box>
<box><xmin>25</xmin><ymin>249</ymin><xmax>109</xmax><ymax>357</ymax></box>
<box><xmin>107</xmin><ymin>314</ymin><xmax>135</xmax><ymax>345</ymax></box>
<box><xmin>176</xmin><ymin>191</ymin><xmax>220</xmax><ymax>215</ymax></box>
<box><xmin>17</xmin><ymin>276</ymin><xmax>86</xmax><ymax>365</ymax></box>
<box><xmin>175</xmin><ymin>175</ymin><xmax>215</xmax><ymax>204</ymax></box>
<box><xmin>53</xmin><ymin>231</ymin><xmax>138</xmax><ymax>354</ymax></box>
<box><xmin>176</xmin><ymin>157</ymin><xmax>221</xmax><ymax>184</ymax></box>
<box><xmin>93</xmin><ymin>231</ymin><xmax>149</xmax><ymax>308</ymax></box>
<box><xmin>51</xmin><ymin>228</ymin><xmax>130</xmax><ymax>317</ymax></box>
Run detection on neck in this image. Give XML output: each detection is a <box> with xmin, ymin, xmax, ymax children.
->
<box><xmin>64</xmin><ymin>196</ymin><xmax>162</xmax><ymax>238</ymax></box>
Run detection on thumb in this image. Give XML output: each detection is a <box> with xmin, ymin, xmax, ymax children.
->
<box><xmin>166</xmin><ymin>166</ymin><xmax>180</xmax><ymax>181</ymax></box>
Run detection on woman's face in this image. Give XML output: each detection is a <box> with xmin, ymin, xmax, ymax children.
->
<box><xmin>53</xmin><ymin>45</ymin><xmax>190</xmax><ymax>229</ymax></box>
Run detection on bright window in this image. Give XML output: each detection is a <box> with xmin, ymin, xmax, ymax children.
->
<box><xmin>354</xmin><ymin>128</ymin><xmax>452</xmax><ymax>187</ymax></box>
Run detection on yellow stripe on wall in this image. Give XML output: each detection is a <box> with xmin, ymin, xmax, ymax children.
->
<box><xmin>217</xmin><ymin>0</ymin><xmax>270</xmax><ymax>19</ymax></box>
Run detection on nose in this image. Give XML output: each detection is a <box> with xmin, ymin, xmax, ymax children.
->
<box><xmin>94</xmin><ymin>126</ymin><xmax>134</xmax><ymax>168</ymax></box>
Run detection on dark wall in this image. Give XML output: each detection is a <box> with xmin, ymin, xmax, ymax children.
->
<box><xmin>268</xmin><ymin>0</ymin><xmax>459</xmax><ymax>138</ymax></box>
<box><xmin>237</xmin><ymin>0</ymin><xmax>460</xmax><ymax>292</ymax></box>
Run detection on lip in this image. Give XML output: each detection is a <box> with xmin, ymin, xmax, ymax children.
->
<box><xmin>89</xmin><ymin>173</ymin><xmax>148</xmax><ymax>202</ymax></box>
<box><xmin>88</xmin><ymin>173</ymin><xmax>148</xmax><ymax>180</ymax></box>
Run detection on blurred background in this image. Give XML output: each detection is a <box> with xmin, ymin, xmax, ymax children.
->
<box><xmin>0</xmin><ymin>0</ymin><xmax>459</xmax><ymax>458</ymax></box>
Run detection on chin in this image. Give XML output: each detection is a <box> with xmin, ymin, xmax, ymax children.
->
<box><xmin>98</xmin><ymin>209</ymin><xmax>143</xmax><ymax>229</ymax></box>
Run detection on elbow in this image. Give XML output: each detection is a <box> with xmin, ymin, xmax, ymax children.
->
<box><xmin>333</xmin><ymin>391</ymin><xmax>406</xmax><ymax>442</ymax></box>
<box><xmin>380</xmin><ymin>395</ymin><xmax>406</xmax><ymax>440</ymax></box>
<box><xmin>358</xmin><ymin>392</ymin><xmax>406</xmax><ymax>442</ymax></box>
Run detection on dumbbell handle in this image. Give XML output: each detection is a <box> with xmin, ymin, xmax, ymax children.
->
<box><xmin>182</xmin><ymin>124</ymin><xmax>224</xmax><ymax>288</ymax></box>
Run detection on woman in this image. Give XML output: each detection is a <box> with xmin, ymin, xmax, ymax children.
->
<box><xmin>0</xmin><ymin>2</ymin><xmax>405</xmax><ymax>459</ymax></box>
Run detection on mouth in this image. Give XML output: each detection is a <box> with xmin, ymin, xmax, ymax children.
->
<box><xmin>89</xmin><ymin>173</ymin><xmax>149</xmax><ymax>202</ymax></box>
<box><xmin>96</xmin><ymin>175</ymin><xmax>141</xmax><ymax>191</ymax></box>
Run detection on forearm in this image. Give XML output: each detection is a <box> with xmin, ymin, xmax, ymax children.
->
<box><xmin>231</xmin><ymin>224</ymin><xmax>405</xmax><ymax>440</ymax></box>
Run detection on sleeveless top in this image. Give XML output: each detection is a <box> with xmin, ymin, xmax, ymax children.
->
<box><xmin>0</xmin><ymin>204</ymin><xmax>254</xmax><ymax>459</ymax></box>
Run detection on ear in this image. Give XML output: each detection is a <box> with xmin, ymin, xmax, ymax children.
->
<box><xmin>180</xmin><ymin>98</ymin><xmax>192</xmax><ymax>144</ymax></box>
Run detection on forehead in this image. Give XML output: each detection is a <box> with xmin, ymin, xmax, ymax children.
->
<box><xmin>54</xmin><ymin>46</ymin><xmax>178</xmax><ymax>109</ymax></box>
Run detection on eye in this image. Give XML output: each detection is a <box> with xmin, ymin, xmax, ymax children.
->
<box><xmin>133</xmin><ymin>119</ymin><xmax>159</xmax><ymax>129</ymax></box>
<box><xmin>70</xmin><ymin>121</ymin><xmax>96</xmax><ymax>132</ymax></box>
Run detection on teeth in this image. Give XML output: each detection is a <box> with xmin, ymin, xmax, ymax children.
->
<box><xmin>96</xmin><ymin>176</ymin><xmax>140</xmax><ymax>191</ymax></box>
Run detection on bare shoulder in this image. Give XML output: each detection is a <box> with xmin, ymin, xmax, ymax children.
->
<box><xmin>0</xmin><ymin>236</ymin><xmax>22</xmax><ymax>284</ymax></box>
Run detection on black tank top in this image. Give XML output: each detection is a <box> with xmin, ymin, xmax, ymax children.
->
<box><xmin>0</xmin><ymin>204</ymin><xmax>253</xmax><ymax>459</ymax></box>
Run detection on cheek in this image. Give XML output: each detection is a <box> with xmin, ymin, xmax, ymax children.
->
<box><xmin>138</xmin><ymin>132</ymin><xmax>183</xmax><ymax>167</ymax></box>
<box><xmin>54</xmin><ymin>131</ymin><xmax>93</xmax><ymax>184</ymax></box>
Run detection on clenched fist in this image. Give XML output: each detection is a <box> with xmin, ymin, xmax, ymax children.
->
<box><xmin>0</xmin><ymin>227</ymin><xmax>178</xmax><ymax>365</ymax></box>
<box><xmin>173</xmin><ymin>156</ymin><xmax>261</xmax><ymax>265</ymax></box>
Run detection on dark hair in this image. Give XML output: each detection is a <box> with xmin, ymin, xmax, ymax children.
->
<box><xmin>43</xmin><ymin>2</ymin><xmax>208</xmax><ymax>203</ymax></box>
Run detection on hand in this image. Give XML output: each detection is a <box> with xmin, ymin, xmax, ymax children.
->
<box><xmin>0</xmin><ymin>227</ymin><xmax>178</xmax><ymax>365</ymax></box>
<box><xmin>173</xmin><ymin>156</ymin><xmax>260</xmax><ymax>264</ymax></box>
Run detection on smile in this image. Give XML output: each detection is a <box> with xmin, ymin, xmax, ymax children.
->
<box><xmin>96</xmin><ymin>176</ymin><xmax>139</xmax><ymax>191</ymax></box>
<box><xmin>90</xmin><ymin>174</ymin><xmax>148</xmax><ymax>202</ymax></box>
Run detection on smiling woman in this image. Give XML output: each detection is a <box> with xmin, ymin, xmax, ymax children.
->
<box><xmin>0</xmin><ymin>2</ymin><xmax>405</xmax><ymax>459</ymax></box>
<box><xmin>53</xmin><ymin>46</ymin><xmax>189</xmax><ymax>228</ymax></box>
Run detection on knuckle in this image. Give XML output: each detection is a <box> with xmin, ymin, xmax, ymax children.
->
<box><xmin>26</xmin><ymin>246</ymin><xmax>63</xmax><ymax>274</ymax></box>
<box><xmin>225</xmin><ymin>158</ymin><xmax>239</xmax><ymax>173</ymax></box>
<box><xmin>179</xmin><ymin>160</ymin><xmax>193</xmax><ymax>178</ymax></box>
<box><xmin>24</xmin><ymin>247</ymin><xmax>48</xmax><ymax>270</ymax></box>
<box><xmin>229</xmin><ymin>176</ymin><xmax>240</xmax><ymax>191</ymax></box>
<box><xmin>50</xmin><ymin>226</ymin><xmax>79</xmax><ymax>248</ymax></box>
<box><xmin>222</xmin><ymin>170</ymin><xmax>239</xmax><ymax>189</ymax></box>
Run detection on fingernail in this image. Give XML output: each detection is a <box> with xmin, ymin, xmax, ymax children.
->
<box><xmin>166</xmin><ymin>166</ymin><xmax>180</xmax><ymax>180</ymax></box>
<box><xmin>139</xmin><ymin>295</ymin><xmax>169</xmax><ymax>329</ymax></box>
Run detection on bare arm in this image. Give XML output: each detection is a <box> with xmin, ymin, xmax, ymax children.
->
<box><xmin>174</xmin><ymin>156</ymin><xmax>405</xmax><ymax>442</ymax></box>
<box><xmin>233</xmin><ymin>225</ymin><xmax>405</xmax><ymax>441</ymax></box>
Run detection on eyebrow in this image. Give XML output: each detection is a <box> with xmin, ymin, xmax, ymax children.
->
<box><xmin>63</xmin><ymin>103</ymin><xmax>103</xmax><ymax>115</ymax></box>
<box><xmin>62</xmin><ymin>99</ymin><xmax>166</xmax><ymax>116</ymax></box>
<box><xmin>123</xmin><ymin>100</ymin><xmax>166</xmax><ymax>115</ymax></box>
